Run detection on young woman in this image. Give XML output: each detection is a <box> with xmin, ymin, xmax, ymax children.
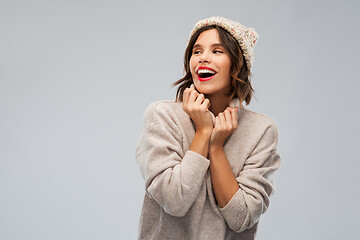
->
<box><xmin>136</xmin><ymin>16</ymin><xmax>281</xmax><ymax>240</ymax></box>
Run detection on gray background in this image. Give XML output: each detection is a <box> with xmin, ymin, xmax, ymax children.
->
<box><xmin>1</xmin><ymin>0</ymin><xmax>359</xmax><ymax>239</ymax></box>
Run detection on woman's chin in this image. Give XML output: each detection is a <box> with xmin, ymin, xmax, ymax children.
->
<box><xmin>194</xmin><ymin>84</ymin><xmax>218</xmax><ymax>95</ymax></box>
<box><xmin>194</xmin><ymin>86</ymin><xmax>211</xmax><ymax>95</ymax></box>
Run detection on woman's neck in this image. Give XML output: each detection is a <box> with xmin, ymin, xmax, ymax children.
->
<box><xmin>206</xmin><ymin>93</ymin><xmax>231</xmax><ymax>116</ymax></box>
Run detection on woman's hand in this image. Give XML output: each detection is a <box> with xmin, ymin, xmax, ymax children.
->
<box><xmin>182</xmin><ymin>85</ymin><xmax>213</xmax><ymax>133</ymax></box>
<box><xmin>210</xmin><ymin>107</ymin><xmax>238</xmax><ymax>149</ymax></box>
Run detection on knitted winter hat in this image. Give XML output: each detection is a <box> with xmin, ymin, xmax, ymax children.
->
<box><xmin>189</xmin><ymin>16</ymin><xmax>258</xmax><ymax>70</ymax></box>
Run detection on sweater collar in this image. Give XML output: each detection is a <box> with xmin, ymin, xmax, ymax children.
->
<box><xmin>229</xmin><ymin>98</ymin><xmax>240</xmax><ymax>109</ymax></box>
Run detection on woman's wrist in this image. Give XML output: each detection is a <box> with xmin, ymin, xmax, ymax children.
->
<box><xmin>196</xmin><ymin>127</ymin><xmax>212</xmax><ymax>138</ymax></box>
<box><xmin>189</xmin><ymin>128</ymin><xmax>212</xmax><ymax>158</ymax></box>
<box><xmin>209</xmin><ymin>144</ymin><xmax>224</xmax><ymax>154</ymax></box>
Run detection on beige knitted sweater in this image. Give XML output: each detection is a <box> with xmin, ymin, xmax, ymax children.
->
<box><xmin>136</xmin><ymin>100</ymin><xmax>281</xmax><ymax>240</ymax></box>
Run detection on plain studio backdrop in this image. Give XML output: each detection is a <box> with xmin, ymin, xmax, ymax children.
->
<box><xmin>1</xmin><ymin>0</ymin><xmax>359</xmax><ymax>239</ymax></box>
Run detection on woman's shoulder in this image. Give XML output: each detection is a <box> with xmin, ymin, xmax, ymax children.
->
<box><xmin>239</xmin><ymin>107</ymin><xmax>279</xmax><ymax>133</ymax></box>
<box><xmin>241</xmin><ymin>107</ymin><xmax>277</xmax><ymax>124</ymax></box>
<box><xmin>144</xmin><ymin>100</ymin><xmax>183</xmax><ymax>118</ymax></box>
<box><xmin>143</xmin><ymin>100</ymin><xmax>186</xmax><ymax>127</ymax></box>
<box><xmin>146</xmin><ymin>99</ymin><xmax>182</xmax><ymax>111</ymax></box>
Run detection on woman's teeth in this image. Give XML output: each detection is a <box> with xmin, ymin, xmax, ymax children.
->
<box><xmin>197</xmin><ymin>69</ymin><xmax>216</xmax><ymax>75</ymax></box>
<box><xmin>197</xmin><ymin>69</ymin><xmax>216</xmax><ymax>78</ymax></box>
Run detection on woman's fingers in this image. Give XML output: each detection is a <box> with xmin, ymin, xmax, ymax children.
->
<box><xmin>224</xmin><ymin>110</ymin><xmax>232</xmax><ymax>129</ymax></box>
<box><xmin>215</xmin><ymin>116</ymin><xmax>220</xmax><ymax>127</ymax></box>
<box><xmin>202</xmin><ymin>98</ymin><xmax>210</xmax><ymax>109</ymax></box>
<box><xmin>183</xmin><ymin>88</ymin><xmax>190</xmax><ymax>105</ymax></box>
<box><xmin>210</xmin><ymin>107</ymin><xmax>238</xmax><ymax>146</ymax></box>
<box><xmin>218</xmin><ymin>112</ymin><xmax>226</xmax><ymax>126</ymax></box>
<box><xmin>231</xmin><ymin>107</ymin><xmax>238</xmax><ymax>128</ymax></box>
<box><xmin>188</xmin><ymin>89</ymin><xmax>198</xmax><ymax>103</ymax></box>
<box><xmin>195</xmin><ymin>93</ymin><xmax>204</xmax><ymax>103</ymax></box>
<box><xmin>224</xmin><ymin>107</ymin><xmax>238</xmax><ymax>128</ymax></box>
<box><xmin>183</xmin><ymin>85</ymin><xmax>210</xmax><ymax>111</ymax></box>
<box><xmin>215</xmin><ymin>107</ymin><xmax>238</xmax><ymax>131</ymax></box>
<box><xmin>183</xmin><ymin>87</ymin><xmax>199</xmax><ymax>111</ymax></box>
<box><xmin>183</xmin><ymin>84</ymin><xmax>197</xmax><ymax>103</ymax></box>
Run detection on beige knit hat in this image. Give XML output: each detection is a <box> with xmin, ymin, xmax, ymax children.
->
<box><xmin>189</xmin><ymin>16</ymin><xmax>258</xmax><ymax>70</ymax></box>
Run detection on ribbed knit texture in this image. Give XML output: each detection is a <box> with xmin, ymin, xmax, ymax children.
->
<box><xmin>136</xmin><ymin>100</ymin><xmax>281</xmax><ymax>240</ymax></box>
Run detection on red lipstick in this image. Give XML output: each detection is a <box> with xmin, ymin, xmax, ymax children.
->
<box><xmin>196</xmin><ymin>66</ymin><xmax>216</xmax><ymax>82</ymax></box>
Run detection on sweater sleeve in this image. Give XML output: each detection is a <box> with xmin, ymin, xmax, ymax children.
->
<box><xmin>136</xmin><ymin>103</ymin><xmax>210</xmax><ymax>217</ymax></box>
<box><xmin>218</xmin><ymin>123</ymin><xmax>281</xmax><ymax>232</ymax></box>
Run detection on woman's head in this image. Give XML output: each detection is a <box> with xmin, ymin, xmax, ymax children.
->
<box><xmin>189</xmin><ymin>28</ymin><xmax>233</xmax><ymax>98</ymax></box>
<box><xmin>173</xmin><ymin>17</ymin><xmax>258</xmax><ymax>106</ymax></box>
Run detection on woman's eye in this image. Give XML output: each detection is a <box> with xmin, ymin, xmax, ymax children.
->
<box><xmin>193</xmin><ymin>50</ymin><xmax>201</xmax><ymax>55</ymax></box>
<box><xmin>214</xmin><ymin>50</ymin><xmax>223</xmax><ymax>54</ymax></box>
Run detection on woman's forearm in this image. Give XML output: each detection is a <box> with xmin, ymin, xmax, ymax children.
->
<box><xmin>189</xmin><ymin>129</ymin><xmax>212</xmax><ymax>158</ymax></box>
<box><xmin>209</xmin><ymin>145</ymin><xmax>239</xmax><ymax>208</ymax></box>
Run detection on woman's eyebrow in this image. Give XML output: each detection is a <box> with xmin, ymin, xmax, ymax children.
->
<box><xmin>193</xmin><ymin>43</ymin><xmax>224</xmax><ymax>48</ymax></box>
<box><xmin>212</xmin><ymin>43</ymin><xmax>224</xmax><ymax>47</ymax></box>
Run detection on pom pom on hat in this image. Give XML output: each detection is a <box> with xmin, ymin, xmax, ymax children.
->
<box><xmin>189</xmin><ymin>16</ymin><xmax>258</xmax><ymax>70</ymax></box>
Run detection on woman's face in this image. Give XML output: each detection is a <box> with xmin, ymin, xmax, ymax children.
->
<box><xmin>189</xmin><ymin>28</ymin><xmax>232</xmax><ymax>96</ymax></box>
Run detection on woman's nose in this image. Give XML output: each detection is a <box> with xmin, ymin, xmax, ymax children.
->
<box><xmin>199</xmin><ymin>51</ymin><xmax>211</xmax><ymax>63</ymax></box>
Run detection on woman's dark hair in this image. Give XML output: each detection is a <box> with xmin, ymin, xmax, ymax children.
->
<box><xmin>173</xmin><ymin>25</ymin><xmax>254</xmax><ymax>106</ymax></box>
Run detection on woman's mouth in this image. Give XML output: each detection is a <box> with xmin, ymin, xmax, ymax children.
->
<box><xmin>197</xmin><ymin>67</ymin><xmax>216</xmax><ymax>81</ymax></box>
